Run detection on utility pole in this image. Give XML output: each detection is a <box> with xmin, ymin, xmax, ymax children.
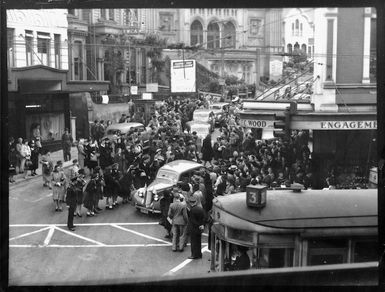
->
<box><xmin>221</xmin><ymin>45</ymin><xmax>224</xmax><ymax>100</ymax></box>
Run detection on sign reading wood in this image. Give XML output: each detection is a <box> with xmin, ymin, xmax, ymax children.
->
<box><xmin>240</xmin><ymin>119</ymin><xmax>275</xmax><ymax>128</ymax></box>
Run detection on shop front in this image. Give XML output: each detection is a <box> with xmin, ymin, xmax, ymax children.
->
<box><xmin>8</xmin><ymin>66</ymin><xmax>71</xmax><ymax>152</ymax></box>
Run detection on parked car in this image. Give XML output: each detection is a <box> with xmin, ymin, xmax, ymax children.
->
<box><xmin>104</xmin><ymin>122</ymin><xmax>151</xmax><ymax>150</ymax></box>
<box><xmin>132</xmin><ymin>160</ymin><xmax>203</xmax><ymax>214</ymax></box>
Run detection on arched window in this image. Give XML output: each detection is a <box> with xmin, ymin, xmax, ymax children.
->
<box><xmin>294</xmin><ymin>42</ymin><xmax>300</xmax><ymax>54</ymax></box>
<box><xmin>287</xmin><ymin>43</ymin><xmax>293</xmax><ymax>54</ymax></box>
<box><xmin>190</xmin><ymin>20</ymin><xmax>203</xmax><ymax>46</ymax></box>
<box><xmin>300</xmin><ymin>23</ymin><xmax>303</xmax><ymax>36</ymax></box>
<box><xmin>207</xmin><ymin>22</ymin><xmax>220</xmax><ymax>49</ymax></box>
<box><xmin>223</xmin><ymin>22</ymin><xmax>236</xmax><ymax>48</ymax></box>
<box><xmin>292</xmin><ymin>23</ymin><xmax>294</xmax><ymax>35</ymax></box>
<box><xmin>301</xmin><ymin>44</ymin><xmax>307</xmax><ymax>53</ymax></box>
<box><xmin>295</xmin><ymin>19</ymin><xmax>299</xmax><ymax>29</ymax></box>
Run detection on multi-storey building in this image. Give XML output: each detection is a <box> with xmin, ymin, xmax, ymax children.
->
<box><xmin>7</xmin><ymin>9</ymin><xmax>74</xmax><ymax>150</ymax></box>
<box><xmin>144</xmin><ymin>8</ymin><xmax>284</xmax><ymax>86</ymax></box>
<box><xmin>282</xmin><ymin>8</ymin><xmax>315</xmax><ymax>59</ymax></box>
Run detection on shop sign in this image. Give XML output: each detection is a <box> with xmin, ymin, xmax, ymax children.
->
<box><xmin>320</xmin><ymin>121</ymin><xmax>377</xmax><ymax>130</ymax></box>
<box><xmin>240</xmin><ymin>119</ymin><xmax>274</xmax><ymax>128</ymax></box>
<box><xmin>146</xmin><ymin>83</ymin><xmax>158</xmax><ymax>92</ymax></box>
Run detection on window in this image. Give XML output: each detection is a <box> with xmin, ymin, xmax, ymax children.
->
<box><xmin>301</xmin><ymin>44</ymin><xmax>307</xmax><ymax>54</ymax></box>
<box><xmin>207</xmin><ymin>22</ymin><xmax>220</xmax><ymax>49</ymax></box>
<box><xmin>308</xmin><ymin>46</ymin><xmax>312</xmax><ymax>58</ymax></box>
<box><xmin>101</xmin><ymin>9</ymin><xmax>107</xmax><ymax>19</ymax></box>
<box><xmin>223</xmin><ymin>22</ymin><xmax>236</xmax><ymax>48</ymax></box>
<box><xmin>68</xmin><ymin>9</ymin><xmax>75</xmax><ymax>15</ymax></box>
<box><xmin>250</xmin><ymin>19</ymin><xmax>262</xmax><ymax>35</ymax></box>
<box><xmin>108</xmin><ymin>9</ymin><xmax>114</xmax><ymax>21</ymax></box>
<box><xmin>287</xmin><ymin>44</ymin><xmax>292</xmax><ymax>54</ymax></box>
<box><xmin>258</xmin><ymin>248</ymin><xmax>294</xmax><ymax>268</ymax></box>
<box><xmin>295</xmin><ymin>19</ymin><xmax>299</xmax><ymax>36</ymax></box>
<box><xmin>307</xmin><ymin>238</ymin><xmax>348</xmax><ymax>266</ymax></box>
<box><xmin>300</xmin><ymin>23</ymin><xmax>303</xmax><ymax>36</ymax></box>
<box><xmin>326</xmin><ymin>19</ymin><xmax>334</xmax><ymax>81</ymax></box>
<box><xmin>353</xmin><ymin>240</ymin><xmax>377</xmax><ymax>263</ymax></box>
<box><xmin>370</xmin><ymin>17</ymin><xmax>376</xmax><ymax>83</ymax></box>
<box><xmin>7</xmin><ymin>28</ymin><xmax>14</xmax><ymax>68</ymax></box>
<box><xmin>25</xmin><ymin>30</ymin><xmax>33</xmax><ymax>66</ymax></box>
<box><xmin>292</xmin><ymin>23</ymin><xmax>294</xmax><ymax>36</ymax></box>
<box><xmin>190</xmin><ymin>20</ymin><xmax>203</xmax><ymax>46</ymax></box>
<box><xmin>159</xmin><ymin>13</ymin><xmax>173</xmax><ymax>31</ymax></box>
<box><xmin>37</xmin><ymin>32</ymin><xmax>51</xmax><ymax>66</ymax></box>
<box><xmin>54</xmin><ymin>34</ymin><xmax>61</xmax><ymax>69</ymax></box>
<box><xmin>73</xmin><ymin>41</ymin><xmax>83</xmax><ymax>80</ymax></box>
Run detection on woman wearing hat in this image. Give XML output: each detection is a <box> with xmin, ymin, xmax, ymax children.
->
<box><xmin>51</xmin><ymin>162</ymin><xmax>67</xmax><ymax>212</ymax></box>
<box><xmin>29</xmin><ymin>140</ymin><xmax>39</xmax><ymax>176</ymax></box>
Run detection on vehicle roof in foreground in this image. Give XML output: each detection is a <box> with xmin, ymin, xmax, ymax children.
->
<box><xmin>213</xmin><ymin>189</ymin><xmax>377</xmax><ymax>229</ymax></box>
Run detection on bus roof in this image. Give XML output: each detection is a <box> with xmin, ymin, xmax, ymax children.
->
<box><xmin>213</xmin><ymin>189</ymin><xmax>377</xmax><ymax>229</ymax></box>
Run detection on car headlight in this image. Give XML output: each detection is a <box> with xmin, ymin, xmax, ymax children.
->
<box><xmin>153</xmin><ymin>194</ymin><xmax>159</xmax><ymax>201</ymax></box>
<box><xmin>138</xmin><ymin>189</ymin><xmax>144</xmax><ymax>198</ymax></box>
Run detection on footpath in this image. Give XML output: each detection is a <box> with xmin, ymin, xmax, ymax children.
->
<box><xmin>10</xmin><ymin>147</ymin><xmax>78</xmax><ymax>186</ymax></box>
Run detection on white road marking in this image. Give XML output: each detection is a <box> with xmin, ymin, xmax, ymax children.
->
<box><xmin>10</xmin><ymin>243</ymin><xmax>172</xmax><ymax>248</ymax></box>
<box><xmin>111</xmin><ymin>224</ymin><xmax>172</xmax><ymax>245</ymax></box>
<box><xmin>163</xmin><ymin>245</ymin><xmax>210</xmax><ymax>276</ymax></box>
<box><xmin>9</xmin><ymin>226</ymin><xmax>50</xmax><ymax>241</ymax></box>
<box><xmin>30</xmin><ymin>194</ymin><xmax>52</xmax><ymax>203</ymax></box>
<box><xmin>10</xmin><ymin>222</ymin><xmax>159</xmax><ymax>227</ymax></box>
<box><xmin>55</xmin><ymin>226</ymin><xmax>106</xmax><ymax>246</ymax></box>
<box><xmin>43</xmin><ymin>226</ymin><xmax>55</xmax><ymax>246</ymax></box>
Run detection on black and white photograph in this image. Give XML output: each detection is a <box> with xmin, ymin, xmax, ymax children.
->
<box><xmin>2</xmin><ymin>0</ymin><xmax>384</xmax><ymax>287</ymax></box>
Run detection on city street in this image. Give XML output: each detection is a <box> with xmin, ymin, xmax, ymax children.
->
<box><xmin>9</xmin><ymin>176</ymin><xmax>210</xmax><ymax>285</ymax></box>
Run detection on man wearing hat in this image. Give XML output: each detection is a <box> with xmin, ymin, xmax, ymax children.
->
<box><xmin>187</xmin><ymin>196</ymin><xmax>206</xmax><ymax>259</ymax></box>
<box><xmin>66</xmin><ymin>175</ymin><xmax>79</xmax><ymax>231</ymax></box>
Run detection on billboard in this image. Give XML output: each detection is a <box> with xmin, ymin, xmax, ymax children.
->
<box><xmin>171</xmin><ymin>59</ymin><xmax>196</xmax><ymax>93</ymax></box>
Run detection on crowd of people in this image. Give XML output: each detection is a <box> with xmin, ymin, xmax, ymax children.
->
<box><xmin>8</xmin><ymin>95</ymin><xmax>372</xmax><ymax>259</ymax></box>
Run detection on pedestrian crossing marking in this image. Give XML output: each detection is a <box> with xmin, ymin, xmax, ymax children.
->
<box><xmin>9</xmin><ymin>226</ymin><xmax>50</xmax><ymax>241</ymax></box>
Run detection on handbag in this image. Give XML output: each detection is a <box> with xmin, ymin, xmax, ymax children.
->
<box><xmin>25</xmin><ymin>159</ymin><xmax>33</xmax><ymax>168</ymax></box>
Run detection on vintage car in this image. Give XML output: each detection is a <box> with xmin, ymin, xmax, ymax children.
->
<box><xmin>185</xmin><ymin>121</ymin><xmax>212</xmax><ymax>139</ymax></box>
<box><xmin>133</xmin><ymin>160</ymin><xmax>203</xmax><ymax>214</ymax></box>
<box><xmin>104</xmin><ymin>122</ymin><xmax>151</xmax><ymax>149</ymax></box>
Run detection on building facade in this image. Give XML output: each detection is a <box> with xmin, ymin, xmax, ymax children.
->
<box><xmin>7</xmin><ymin>9</ymin><xmax>72</xmax><ymax>150</ymax></box>
<box><xmin>240</xmin><ymin>7</ymin><xmax>377</xmax><ymax>187</ymax></box>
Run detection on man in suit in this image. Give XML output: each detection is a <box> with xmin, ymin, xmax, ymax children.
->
<box><xmin>187</xmin><ymin>196</ymin><xmax>206</xmax><ymax>259</ymax></box>
<box><xmin>66</xmin><ymin>174</ymin><xmax>84</xmax><ymax>231</ymax></box>
<box><xmin>168</xmin><ymin>192</ymin><xmax>188</xmax><ymax>252</ymax></box>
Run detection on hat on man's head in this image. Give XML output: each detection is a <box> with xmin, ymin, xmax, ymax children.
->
<box><xmin>78</xmin><ymin>169</ymin><xmax>85</xmax><ymax>175</ymax></box>
<box><xmin>72</xmin><ymin>159</ymin><xmax>78</xmax><ymax>164</ymax></box>
<box><xmin>56</xmin><ymin>160</ymin><xmax>63</xmax><ymax>166</ymax></box>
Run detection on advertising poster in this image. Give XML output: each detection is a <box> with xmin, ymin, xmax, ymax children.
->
<box><xmin>171</xmin><ymin>59</ymin><xmax>196</xmax><ymax>93</ymax></box>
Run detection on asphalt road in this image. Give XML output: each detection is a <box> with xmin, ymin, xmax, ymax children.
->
<box><xmin>9</xmin><ymin>175</ymin><xmax>211</xmax><ymax>286</ymax></box>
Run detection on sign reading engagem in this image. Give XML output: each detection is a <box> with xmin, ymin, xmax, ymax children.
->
<box><xmin>320</xmin><ymin>121</ymin><xmax>377</xmax><ymax>130</ymax></box>
<box><xmin>171</xmin><ymin>59</ymin><xmax>196</xmax><ymax>93</ymax></box>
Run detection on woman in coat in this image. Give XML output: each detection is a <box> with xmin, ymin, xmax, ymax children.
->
<box><xmin>29</xmin><ymin>140</ymin><xmax>39</xmax><ymax>176</ymax></box>
<box><xmin>201</xmin><ymin>134</ymin><xmax>213</xmax><ymax>167</ymax></box>
<box><xmin>51</xmin><ymin>163</ymin><xmax>67</xmax><ymax>212</ymax></box>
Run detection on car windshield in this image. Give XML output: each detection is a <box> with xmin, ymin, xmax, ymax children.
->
<box><xmin>156</xmin><ymin>169</ymin><xmax>178</xmax><ymax>184</ymax></box>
